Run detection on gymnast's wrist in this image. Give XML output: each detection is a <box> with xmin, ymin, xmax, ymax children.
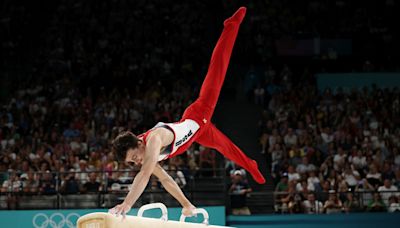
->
<box><xmin>182</xmin><ymin>201</ymin><xmax>193</xmax><ymax>208</ymax></box>
<box><xmin>122</xmin><ymin>200</ymin><xmax>133</xmax><ymax>207</ymax></box>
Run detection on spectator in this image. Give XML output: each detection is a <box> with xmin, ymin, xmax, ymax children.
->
<box><xmin>186</xmin><ymin>145</ymin><xmax>199</xmax><ymax>175</ymax></box>
<box><xmin>199</xmin><ymin>146</ymin><xmax>216</xmax><ymax>177</ymax></box>
<box><xmin>333</xmin><ymin>147</ymin><xmax>347</xmax><ymax>171</ymax></box>
<box><xmin>39</xmin><ymin>170</ymin><xmax>57</xmax><ymax>195</ymax></box>
<box><xmin>324</xmin><ymin>167</ymin><xmax>338</xmax><ymax>190</ymax></box>
<box><xmin>337</xmin><ymin>180</ymin><xmax>350</xmax><ymax>202</ymax></box>
<box><xmin>21</xmin><ymin>170</ymin><xmax>39</xmax><ymax>194</ymax></box>
<box><xmin>63</xmin><ymin>123</ymin><xmax>80</xmax><ymax>139</ymax></box>
<box><xmin>229</xmin><ymin>170</ymin><xmax>252</xmax><ymax>215</ymax></box>
<box><xmin>343</xmin><ymin>192</ymin><xmax>361</xmax><ymax>213</ymax></box>
<box><xmin>82</xmin><ymin>172</ymin><xmax>101</xmax><ymax>193</ymax></box>
<box><xmin>323</xmin><ymin>191</ymin><xmax>343</xmax><ymax>214</ymax></box>
<box><xmin>288</xmin><ymin>192</ymin><xmax>304</xmax><ymax>214</ymax></box>
<box><xmin>296</xmin><ymin>157</ymin><xmax>316</xmax><ymax>174</ymax></box>
<box><xmin>355</xmin><ymin>178</ymin><xmax>375</xmax><ymax>207</ymax></box>
<box><xmin>107</xmin><ymin>172</ymin><xmax>122</xmax><ymax>192</ymax></box>
<box><xmin>342</xmin><ymin>165</ymin><xmax>360</xmax><ymax>191</ymax></box>
<box><xmin>61</xmin><ymin>169</ymin><xmax>80</xmax><ymax>194</ymax></box>
<box><xmin>0</xmin><ymin>163</ymin><xmax>8</xmax><ymax>186</ymax></box>
<box><xmin>278</xmin><ymin>183</ymin><xmax>297</xmax><ymax>213</ymax></box>
<box><xmin>317</xmin><ymin>180</ymin><xmax>331</xmax><ymax>203</ymax></box>
<box><xmin>288</xmin><ymin>165</ymin><xmax>300</xmax><ymax>182</ymax></box>
<box><xmin>321</xmin><ymin>127</ymin><xmax>334</xmax><ymax>145</ymax></box>
<box><xmin>270</xmin><ymin>143</ymin><xmax>284</xmax><ymax>177</ymax></box>
<box><xmin>147</xmin><ymin>178</ymin><xmax>162</xmax><ymax>204</ymax></box>
<box><xmin>168</xmin><ymin>165</ymin><xmax>186</xmax><ymax>189</ymax></box>
<box><xmin>269</xmin><ymin>129</ymin><xmax>280</xmax><ymax>152</ymax></box>
<box><xmin>367</xmin><ymin>193</ymin><xmax>386</xmax><ymax>212</ymax></box>
<box><xmin>296</xmin><ymin>180</ymin><xmax>312</xmax><ymax>198</ymax></box>
<box><xmin>394</xmin><ymin>169</ymin><xmax>400</xmax><ymax>189</ymax></box>
<box><xmin>387</xmin><ymin>195</ymin><xmax>400</xmax><ymax>213</ymax></box>
<box><xmin>284</xmin><ymin>128</ymin><xmax>298</xmax><ymax>148</ymax></box>
<box><xmin>394</xmin><ymin>148</ymin><xmax>400</xmax><ymax>167</ymax></box>
<box><xmin>1</xmin><ymin>170</ymin><xmax>22</xmax><ymax>193</ymax></box>
<box><xmin>275</xmin><ymin>173</ymin><xmax>289</xmax><ymax>192</ymax></box>
<box><xmin>349</xmin><ymin>149</ymin><xmax>367</xmax><ymax>170</ymax></box>
<box><xmin>187</xmin><ymin>153</ymin><xmax>199</xmax><ymax>176</ymax></box>
<box><xmin>88</xmin><ymin>151</ymin><xmax>102</xmax><ymax>171</ymax></box>
<box><xmin>378</xmin><ymin>179</ymin><xmax>399</xmax><ymax>206</ymax></box>
<box><xmin>381</xmin><ymin>162</ymin><xmax>395</xmax><ymax>181</ymax></box>
<box><xmin>319</xmin><ymin>156</ymin><xmax>334</xmax><ymax>179</ymax></box>
<box><xmin>75</xmin><ymin>160</ymin><xmax>90</xmax><ymax>185</ymax></box>
<box><xmin>366</xmin><ymin>164</ymin><xmax>382</xmax><ymax>188</ymax></box>
<box><xmin>307</xmin><ymin>171</ymin><xmax>320</xmax><ymax>191</ymax></box>
<box><xmin>230</xmin><ymin>168</ymin><xmax>247</xmax><ymax>180</ymax></box>
<box><xmin>302</xmin><ymin>192</ymin><xmax>323</xmax><ymax>214</ymax></box>
<box><xmin>103</xmin><ymin>152</ymin><xmax>118</xmax><ymax>176</ymax></box>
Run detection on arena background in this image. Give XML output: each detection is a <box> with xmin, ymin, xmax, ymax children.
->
<box><xmin>1</xmin><ymin>0</ymin><xmax>399</xmax><ymax>227</ymax></box>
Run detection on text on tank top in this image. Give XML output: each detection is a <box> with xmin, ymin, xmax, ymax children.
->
<box><xmin>140</xmin><ymin>119</ymin><xmax>200</xmax><ymax>161</ymax></box>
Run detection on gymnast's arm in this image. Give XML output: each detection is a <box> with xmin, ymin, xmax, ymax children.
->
<box><xmin>124</xmin><ymin>135</ymin><xmax>160</xmax><ymax>206</ymax></box>
<box><xmin>152</xmin><ymin>163</ymin><xmax>195</xmax><ymax>214</ymax></box>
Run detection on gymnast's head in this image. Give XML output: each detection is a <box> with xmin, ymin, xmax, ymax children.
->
<box><xmin>112</xmin><ymin>131</ymin><xmax>145</xmax><ymax>165</ymax></box>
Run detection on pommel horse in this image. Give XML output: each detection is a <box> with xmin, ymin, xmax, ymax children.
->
<box><xmin>77</xmin><ymin>203</ymin><xmax>232</xmax><ymax>228</ymax></box>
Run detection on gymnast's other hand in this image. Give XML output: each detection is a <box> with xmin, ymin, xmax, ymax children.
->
<box><xmin>108</xmin><ymin>202</ymin><xmax>132</xmax><ymax>219</ymax></box>
<box><xmin>182</xmin><ymin>204</ymin><xmax>197</xmax><ymax>217</ymax></box>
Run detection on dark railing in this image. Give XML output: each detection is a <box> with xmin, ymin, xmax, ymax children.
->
<box><xmin>0</xmin><ymin>169</ymin><xmax>227</xmax><ymax>210</ymax></box>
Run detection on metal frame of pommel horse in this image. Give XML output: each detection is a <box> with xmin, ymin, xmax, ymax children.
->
<box><xmin>77</xmin><ymin>203</ymin><xmax>233</xmax><ymax>228</ymax></box>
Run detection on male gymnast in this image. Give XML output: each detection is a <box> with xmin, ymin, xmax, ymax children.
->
<box><xmin>109</xmin><ymin>7</ymin><xmax>265</xmax><ymax>218</ymax></box>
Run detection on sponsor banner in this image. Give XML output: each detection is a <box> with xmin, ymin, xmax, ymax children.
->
<box><xmin>0</xmin><ymin>206</ymin><xmax>225</xmax><ymax>228</ymax></box>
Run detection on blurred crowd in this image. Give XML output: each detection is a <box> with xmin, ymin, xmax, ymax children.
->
<box><xmin>1</xmin><ymin>0</ymin><xmax>228</xmax><ymax>199</ymax></box>
<box><xmin>2</xmin><ymin>0</ymin><xmax>399</xmax><ymax>81</ymax></box>
<box><xmin>1</xmin><ymin>0</ymin><xmax>400</xmax><ymax>213</ymax></box>
<box><xmin>255</xmin><ymin>62</ymin><xmax>400</xmax><ymax>213</ymax></box>
<box><xmin>0</xmin><ymin>72</ymin><xmax>222</xmax><ymax>195</ymax></box>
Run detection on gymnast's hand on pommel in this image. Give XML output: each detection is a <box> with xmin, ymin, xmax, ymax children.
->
<box><xmin>182</xmin><ymin>204</ymin><xmax>197</xmax><ymax>217</ymax></box>
<box><xmin>108</xmin><ymin>202</ymin><xmax>132</xmax><ymax>219</ymax></box>
<box><xmin>109</xmin><ymin>133</ymin><xmax>162</xmax><ymax>220</ymax></box>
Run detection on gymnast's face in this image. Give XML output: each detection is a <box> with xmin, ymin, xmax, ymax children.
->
<box><xmin>125</xmin><ymin>141</ymin><xmax>145</xmax><ymax>165</ymax></box>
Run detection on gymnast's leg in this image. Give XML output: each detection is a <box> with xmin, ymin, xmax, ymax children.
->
<box><xmin>181</xmin><ymin>7</ymin><xmax>247</xmax><ymax>122</ymax></box>
<box><xmin>196</xmin><ymin>124</ymin><xmax>266</xmax><ymax>184</ymax></box>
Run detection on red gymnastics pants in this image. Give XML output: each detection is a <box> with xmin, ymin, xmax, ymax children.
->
<box><xmin>173</xmin><ymin>7</ymin><xmax>265</xmax><ymax>184</ymax></box>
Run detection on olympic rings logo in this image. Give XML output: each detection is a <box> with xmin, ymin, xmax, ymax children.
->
<box><xmin>32</xmin><ymin>213</ymin><xmax>80</xmax><ymax>228</ymax></box>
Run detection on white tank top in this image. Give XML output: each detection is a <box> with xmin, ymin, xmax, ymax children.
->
<box><xmin>151</xmin><ymin>119</ymin><xmax>200</xmax><ymax>161</ymax></box>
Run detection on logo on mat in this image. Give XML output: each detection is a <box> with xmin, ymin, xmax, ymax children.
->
<box><xmin>32</xmin><ymin>213</ymin><xmax>80</xmax><ymax>228</ymax></box>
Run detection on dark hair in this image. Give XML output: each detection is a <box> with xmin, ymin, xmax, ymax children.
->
<box><xmin>111</xmin><ymin>131</ymin><xmax>139</xmax><ymax>161</ymax></box>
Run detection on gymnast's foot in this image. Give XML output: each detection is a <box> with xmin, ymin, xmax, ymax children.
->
<box><xmin>224</xmin><ymin>7</ymin><xmax>247</xmax><ymax>26</ymax></box>
<box><xmin>250</xmin><ymin>160</ymin><xmax>266</xmax><ymax>184</ymax></box>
